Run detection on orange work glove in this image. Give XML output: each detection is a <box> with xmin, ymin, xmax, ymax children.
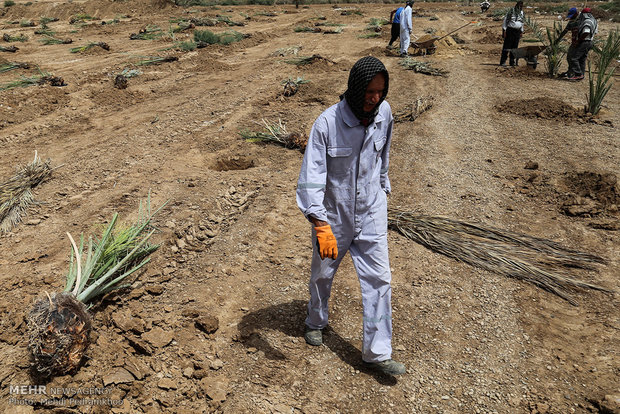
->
<box><xmin>314</xmin><ymin>225</ymin><xmax>338</xmax><ymax>260</ymax></box>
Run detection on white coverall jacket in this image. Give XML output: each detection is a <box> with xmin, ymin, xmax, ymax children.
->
<box><xmin>296</xmin><ymin>98</ymin><xmax>394</xmax><ymax>363</ymax></box>
<box><xmin>400</xmin><ymin>5</ymin><xmax>413</xmax><ymax>55</ymax></box>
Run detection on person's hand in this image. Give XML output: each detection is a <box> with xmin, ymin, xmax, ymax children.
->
<box><xmin>314</xmin><ymin>225</ymin><xmax>338</xmax><ymax>260</ymax></box>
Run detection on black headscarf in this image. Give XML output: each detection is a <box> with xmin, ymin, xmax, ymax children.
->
<box><xmin>342</xmin><ymin>56</ymin><xmax>389</xmax><ymax>123</ymax></box>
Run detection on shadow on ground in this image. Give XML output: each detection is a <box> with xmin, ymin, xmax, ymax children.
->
<box><xmin>238</xmin><ymin>300</ymin><xmax>397</xmax><ymax>385</ymax></box>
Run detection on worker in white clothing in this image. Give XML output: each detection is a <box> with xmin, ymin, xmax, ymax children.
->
<box><xmin>500</xmin><ymin>0</ymin><xmax>525</xmax><ymax>66</ymax></box>
<box><xmin>399</xmin><ymin>0</ymin><xmax>413</xmax><ymax>57</ymax></box>
<box><xmin>296</xmin><ymin>56</ymin><xmax>405</xmax><ymax>376</ymax></box>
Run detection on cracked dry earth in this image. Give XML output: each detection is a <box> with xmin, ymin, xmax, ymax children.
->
<box><xmin>0</xmin><ymin>1</ymin><xmax>618</xmax><ymax>413</ymax></box>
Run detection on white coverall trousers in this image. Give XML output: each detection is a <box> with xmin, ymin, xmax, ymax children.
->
<box><xmin>399</xmin><ymin>28</ymin><xmax>411</xmax><ymax>56</ymax></box>
<box><xmin>306</xmin><ymin>191</ymin><xmax>392</xmax><ymax>363</ymax></box>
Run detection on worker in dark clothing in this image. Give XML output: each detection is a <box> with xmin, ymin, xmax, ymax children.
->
<box><xmin>556</xmin><ymin>7</ymin><xmax>598</xmax><ymax>80</ymax></box>
<box><xmin>387</xmin><ymin>3</ymin><xmax>405</xmax><ymax>48</ymax></box>
<box><xmin>499</xmin><ymin>0</ymin><xmax>525</xmax><ymax>67</ymax></box>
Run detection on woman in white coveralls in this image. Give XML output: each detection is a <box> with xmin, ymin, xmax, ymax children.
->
<box><xmin>296</xmin><ymin>56</ymin><xmax>405</xmax><ymax>376</ymax></box>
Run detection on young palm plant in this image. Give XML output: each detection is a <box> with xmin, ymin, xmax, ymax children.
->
<box><xmin>27</xmin><ymin>195</ymin><xmax>166</xmax><ymax>378</ymax></box>
<box><xmin>586</xmin><ymin>29</ymin><xmax>620</xmax><ymax>115</ymax></box>
<box><xmin>525</xmin><ymin>17</ymin><xmax>565</xmax><ymax>77</ymax></box>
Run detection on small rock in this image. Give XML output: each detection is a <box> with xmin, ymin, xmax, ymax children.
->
<box><xmin>157</xmin><ymin>378</ymin><xmax>178</xmax><ymax>390</ymax></box>
<box><xmin>210</xmin><ymin>359</ymin><xmax>224</xmax><ymax>370</ymax></box>
<box><xmin>176</xmin><ymin>238</ymin><xmax>187</xmax><ymax>249</ymax></box>
<box><xmin>103</xmin><ymin>368</ymin><xmax>134</xmax><ymax>386</ymax></box>
<box><xmin>124</xmin><ymin>357</ymin><xmax>151</xmax><ymax>380</ymax></box>
<box><xmin>199</xmin><ymin>376</ymin><xmax>229</xmax><ymax>402</ymax></box>
<box><xmin>142</xmin><ymin>326</ymin><xmax>174</xmax><ymax>348</ymax></box>
<box><xmin>600</xmin><ymin>394</ymin><xmax>620</xmax><ymax>413</ymax></box>
<box><xmin>26</xmin><ymin>219</ymin><xmax>41</xmax><ymax>225</ymax></box>
<box><xmin>183</xmin><ymin>367</ymin><xmax>194</xmax><ymax>378</ymax></box>
<box><xmin>146</xmin><ymin>285</ymin><xmax>164</xmax><ymax>295</ymax></box>
<box><xmin>524</xmin><ymin>161</ymin><xmax>539</xmax><ymax>170</ymax></box>
<box><xmin>195</xmin><ymin>314</ymin><xmax>219</xmax><ymax>334</ymax></box>
<box><xmin>165</xmin><ymin>221</ymin><xmax>175</xmax><ymax>229</ymax></box>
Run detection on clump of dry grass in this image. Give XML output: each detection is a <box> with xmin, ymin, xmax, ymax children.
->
<box><xmin>240</xmin><ymin>119</ymin><xmax>307</xmax><ymax>151</ymax></box>
<box><xmin>0</xmin><ymin>152</ymin><xmax>53</xmax><ymax>232</ymax></box>
<box><xmin>394</xmin><ymin>96</ymin><xmax>435</xmax><ymax>122</ymax></box>
<box><xmin>387</xmin><ymin>209</ymin><xmax>609</xmax><ymax>305</ymax></box>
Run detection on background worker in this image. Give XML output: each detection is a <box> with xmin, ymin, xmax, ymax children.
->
<box><xmin>400</xmin><ymin>0</ymin><xmax>413</xmax><ymax>57</ymax></box>
<box><xmin>387</xmin><ymin>3</ymin><xmax>404</xmax><ymax>48</ymax></box>
<box><xmin>500</xmin><ymin>0</ymin><xmax>525</xmax><ymax>66</ymax></box>
<box><xmin>556</xmin><ymin>7</ymin><xmax>598</xmax><ymax>80</ymax></box>
<box><xmin>296</xmin><ymin>56</ymin><xmax>405</xmax><ymax>376</ymax></box>
<box><xmin>480</xmin><ymin>0</ymin><xmax>490</xmax><ymax>12</ymax></box>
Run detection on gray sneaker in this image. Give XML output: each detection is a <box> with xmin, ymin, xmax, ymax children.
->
<box><xmin>365</xmin><ymin>359</ymin><xmax>406</xmax><ymax>376</ymax></box>
<box><xmin>304</xmin><ymin>328</ymin><xmax>323</xmax><ymax>346</ymax></box>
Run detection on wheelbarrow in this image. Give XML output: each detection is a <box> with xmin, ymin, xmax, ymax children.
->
<box><xmin>505</xmin><ymin>45</ymin><xmax>547</xmax><ymax>69</ymax></box>
<box><xmin>411</xmin><ymin>21</ymin><xmax>474</xmax><ymax>55</ymax></box>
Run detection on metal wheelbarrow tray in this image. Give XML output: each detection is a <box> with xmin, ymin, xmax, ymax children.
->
<box><xmin>506</xmin><ymin>45</ymin><xmax>547</xmax><ymax>68</ymax></box>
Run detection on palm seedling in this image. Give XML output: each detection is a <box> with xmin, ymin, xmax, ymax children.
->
<box><xmin>525</xmin><ymin>16</ymin><xmax>565</xmax><ymax>77</ymax></box>
<box><xmin>39</xmin><ymin>37</ymin><xmax>72</xmax><ymax>45</ymax></box>
<box><xmin>0</xmin><ymin>45</ymin><xmax>19</xmax><ymax>52</ymax></box>
<box><xmin>27</xmin><ymin>195</ymin><xmax>166</xmax><ymax>378</ymax></box>
<box><xmin>134</xmin><ymin>55</ymin><xmax>178</xmax><ymax>66</ymax></box>
<box><xmin>2</xmin><ymin>33</ymin><xmax>28</xmax><ymax>42</ymax></box>
<box><xmin>240</xmin><ymin>119</ymin><xmax>307</xmax><ymax>151</ymax></box>
<box><xmin>0</xmin><ymin>61</ymin><xmax>29</xmax><ymax>73</ymax></box>
<box><xmin>129</xmin><ymin>25</ymin><xmax>164</xmax><ymax>40</ymax></box>
<box><xmin>272</xmin><ymin>45</ymin><xmax>302</xmax><ymax>57</ymax></box>
<box><xmin>283</xmin><ymin>54</ymin><xmax>334</xmax><ymax>66</ymax></box>
<box><xmin>282</xmin><ymin>76</ymin><xmax>309</xmax><ymax>97</ymax></box>
<box><xmin>586</xmin><ymin>29</ymin><xmax>620</xmax><ymax>115</ymax></box>
<box><xmin>69</xmin><ymin>42</ymin><xmax>109</xmax><ymax>53</ymax></box>
<box><xmin>399</xmin><ymin>57</ymin><xmax>448</xmax><ymax>76</ymax></box>
<box><xmin>366</xmin><ymin>17</ymin><xmax>388</xmax><ymax>32</ymax></box>
<box><xmin>0</xmin><ymin>70</ymin><xmax>65</xmax><ymax>91</ymax></box>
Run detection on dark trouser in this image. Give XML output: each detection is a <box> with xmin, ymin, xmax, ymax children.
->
<box><xmin>567</xmin><ymin>41</ymin><xmax>593</xmax><ymax>77</ymax></box>
<box><xmin>388</xmin><ymin>23</ymin><xmax>400</xmax><ymax>46</ymax></box>
<box><xmin>500</xmin><ymin>27</ymin><xmax>521</xmax><ymax>66</ymax></box>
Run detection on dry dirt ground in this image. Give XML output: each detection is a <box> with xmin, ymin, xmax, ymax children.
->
<box><xmin>0</xmin><ymin>1</ymin><xmax>619</xmax><ymax>413</ymax></box>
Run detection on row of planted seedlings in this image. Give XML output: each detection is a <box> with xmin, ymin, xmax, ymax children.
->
<box><xmin>0</xmin><ymin>10</ymin><xmax>251</xmax><ymax>91</ymax></box>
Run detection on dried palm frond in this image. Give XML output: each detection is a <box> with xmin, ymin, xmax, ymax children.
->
<box><xmin>394</xmin><ymin>95</ymin><xmax>435</xmax><ymax>122</ymax></box>
<box><xmin>0</xmin><ymin>152</ymin><xmax>52</xmax><ymax>232</ymax></box>
<box><xmin>388</xmin><ymin>209</ymin><xmax>609</xmax><ymax>305</ymax></box>
<box><xmin>240</xmin><ymin>119</ymin><xmax>307</xmax><ymax>151</ymax></box>
<box><xmin>399</xmin><ymin>57</ymin><xmax>448</xmax><ymax>76</ymax></box>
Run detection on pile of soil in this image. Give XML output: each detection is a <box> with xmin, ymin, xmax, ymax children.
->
<box><xmin>474</xmin><ymin>27</ymin><xmax>502</xmax><ymax>44</ymax></box>
<box><xmin>496</xmin><ymin>97</ymin><xmax>582</xmax><ymax>121</ymax></box>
